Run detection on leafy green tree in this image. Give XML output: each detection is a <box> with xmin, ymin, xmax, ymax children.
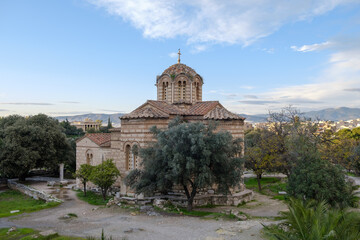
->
<box><xmin>0</xmin><ymin>114</ymin><xmax>73</xmax><ymax>180</ymax></box>
<box><xmin>60</xmin><ymin>119</ymin><xmax>84</xmax><ymax>137</ymax></box>
<box><xmin>27</xmin><ymin>114</ymin><xmax>73</xmax><ymax>171</ymax></box>
<box><xmin>74</xmin><ymin>164</ymin><xmax>94</xmax><ymax>196</ymax></box>
<box><xmin>90</xmin><ymin>159</ymin><xmax>120</xmax><ymax>200</ymax></box>
<box><xmin>352</xmin><ymin>127</ymin><xmax>360</xmax><ymax>140</ymax></box>
<box><xmin>125</xmin><ymin>120</ymin><xmax>243</xmax><ymax>211</ymax></box>
<box><xmin>321</xmin><ymin>128</ymin><xmax>360</xmax><ymax>173</ymax></box>
<box><xmin>351</xmin><ymin>144</ymin><xmax>360</xmax><ymax>175</ymax></box>
<box><xmin>264</xmin><ymin>198</ymin><xmax>360</xmax><ymax>240</ymax></box>
<box><xmin>245</xmin><ymin>129</ymin><xmax>282</xmax><ymax>190</ymax></box>
<box><xmin>1</xmin><ymin>118</ymin><xmax>40</xmax><ymax>180</ymax></box>
<box><xmin>87</xmin><ymin>127</ymin><xmax>97</xmax><ymax>133</ymax></box>
<box><xmin>267</xmin><ymin>106</ymin><xmax>322</xmax><ymax>177</ymax></box>
<box><xmin>287</xmin><ymin>153</ymin><xmax>356</xmax><ymax>207</ymax></box>
<box><xmin>107</xmin><ymin>117</ymin><xmax>112</xmax><ymax>129</ymax></box>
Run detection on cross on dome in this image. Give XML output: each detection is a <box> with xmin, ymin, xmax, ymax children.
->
<box><xmin>177</xmin><ymin>49</ymin><xmax>181</xmax><ymax>64</ymax></box>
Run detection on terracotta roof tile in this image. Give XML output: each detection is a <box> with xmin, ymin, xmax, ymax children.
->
<box><xmin>85</xmin><ymin>133</ymin><xmax>111</xmax><ymax>147</ymax></box>
<box><xmin>187</xmin><ymin>101</ymin><xmax>219</xmax><ymax>115</ymax></box>
<box><xmin>121</xmin><ymin>100</ymin><xmax>244</xmax><ymax>121</ymax></box>
<box><xmin>204</xmin><ymin>105</ymin><xmax>244</xmax><ymax>120</ymax></box>
<box><xmin>123</xmin><ymin>106</ymin><xmax>169</xmax><ymax>119</ymax></box>
<box><xmin>147</xmin><ymin>100</ymin><xmax>184</xmax><ymax>115</ymax></box>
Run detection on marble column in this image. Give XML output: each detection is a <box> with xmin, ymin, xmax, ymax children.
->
<box><xmin>59</xmin><ymin>163</ymin><xmax>64</xmax><ymax>182</ymax></box>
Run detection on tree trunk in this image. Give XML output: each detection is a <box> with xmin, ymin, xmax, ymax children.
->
<box><xmin>102</xmin><ymin>188</ymin><xmax>107</xmax><ymax>201</ymax></box>
<box><xmin>257</xmin><ymin>174</ymin><xmax>262</xmax><ymax>191</ymax></box>
<box><xmin>83</xmin><ymin>182</ymin><xmax>87</xmax><ymax>197</ymax></box>
<box><xmin>182</xmin><ymin>182</ymin><xmax>197</xmax><ymax>212</ymax></box>
<box><xmin>187</xmin><ymin>197</ymin><xmax>194</xmax><ymax>211</ymax></box>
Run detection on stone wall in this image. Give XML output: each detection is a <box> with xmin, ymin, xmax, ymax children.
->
<box><xmin>117</xmin><ymin>189</ymin><xmax>253</xmax><ymax>207</ymax></box>
<box><xmin>7</xmin><ymin>180</ymin><xmax>62</xmax><ymax>203</ymax></box>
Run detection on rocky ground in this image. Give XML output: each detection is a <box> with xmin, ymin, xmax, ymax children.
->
<box><xmin>0</xmin><ymin>181</ymin><xmax>286</xmax><ymax>240</ymax></box>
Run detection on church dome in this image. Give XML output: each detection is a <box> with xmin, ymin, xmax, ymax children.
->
<box><xmin>162</xmin><ymin>63</ymin><xmax>198</xmax><ymax>78</ymax></box>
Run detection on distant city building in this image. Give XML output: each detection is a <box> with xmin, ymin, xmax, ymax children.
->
<box><xmin>244</xmin><ymin>122</ymin><xmax>254</xmax><ymax>131</ymax></box>
<box><xmin>252</xmin><ymin>118</ymin><xmax>360</xmax><ymax>132</ymax></box>
<box><xmin>71</xmin><ymin>118</ymin><xmax>101</xmax><ymax>132</ymax></box>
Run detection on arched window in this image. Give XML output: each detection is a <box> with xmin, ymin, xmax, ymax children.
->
<box><xmin>178</xmin><ymin>81</ymin><xmax>182</xmax><ymax>100</ymax></box>
<box><xmin>162</xmin><ymin>82</ymin><xmax>168</xmax><ymax>100</ymax></box>
<box><xmin>182</xmin><ymin>81</ymin><xmax>186</xmax><ymax>100</ymax></box>
<box><xmin>195</xmin><ymin>82</ymin><xmax>200</xmax><ymax>100</ymax></box>
<box><xmin>131</xmin><ymin>144</ymin><xmax>139</xmax><ymax>169</ymax></box>
<box><xmin>86</xmin><ymin>150</ymin><xmax>93</xmax><ymax>165</ymax></box>
<box><xmin>125</xmin><ymin>144</ymin><xmax>131</xmax><ymax>170</ymax></box>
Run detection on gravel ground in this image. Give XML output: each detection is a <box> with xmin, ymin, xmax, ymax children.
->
<box><xmin>0</xmin><ymin>181</ymin><xmax>282</xmax><ymax>240</ymax></box>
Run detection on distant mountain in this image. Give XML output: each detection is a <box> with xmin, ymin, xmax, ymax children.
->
<box><xmin>55</xmin><ymin>113</ymin><xmax>124</xmax><ymax>126</ymax></box>
<box><xmin>241</xmin><ymin>107</ymin><xmax>360</xmax><ymax>123</ymax></box>
<box><xmin>54</xmin><ymin>107</ymin><xmax>360</xmax><ymax>125</ymax></box>
<box><xmin>239</xmin><ymin>113</ymin><xmax>268</xmax><ymax>123</ymax></box>
<box><xmin>304</xmin><ymin>107</ymin><xmax>360</xmax><ymax>121</ymax></box>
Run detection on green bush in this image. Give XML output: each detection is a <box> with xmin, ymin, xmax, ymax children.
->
<box><xmin>90</xmin><ymin>159</ymin><xmax>120</xmax><ymax>200</ymax></box>
<box><xmin>287</xmin><ymin>157</ymin><xmax>357</xmax><ymax>208</ymax></box>
<box><xmin>264</xmin><ymin>198</ymin><xmax>360</xmax><ymax>240</ymax></box>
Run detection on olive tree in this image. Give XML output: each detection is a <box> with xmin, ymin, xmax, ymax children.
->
<box><xmin>126</xmin><ymin>120</ymin><xmax>243</xmax><ymax>211</ymax></box>
<box><xmin>74</xmin><ymin>164</ymin><xmax>94</xmax><ymax>196</ymax></box>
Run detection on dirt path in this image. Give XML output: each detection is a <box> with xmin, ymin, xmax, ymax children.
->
<box><xmin>0</xmin><ymin>182</ymin><xmax>283</xmax><ymax>240</ymax></box>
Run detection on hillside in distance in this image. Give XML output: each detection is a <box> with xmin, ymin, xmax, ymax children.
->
<box><xmin>54</xmin><ymin>107</ymin><xmax>360</xmax><ymax>125</ymax></box>
<box><xmin>55</xmin><ymin>113</ymin><xmax>124</xmax><ymax>126</ymax></box>
<box><xmin>304</xmin><ymin>107</ymin><xmax>360</xmax><ymax>121</ymax></box>
<box><xmin>240</xmin><ymin>107</ymin><xmax>360</xmax><ymax>123</ymax></box>
<box><xmin>239</xmin><ymin>113</ymin><xmax>268</xmax><ymax>123</ymax></box>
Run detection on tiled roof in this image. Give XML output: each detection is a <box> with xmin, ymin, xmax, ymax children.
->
<box><xmin>162</xmin><ymin>63</ymin><xmax>198</xmax><ymax>77</ymax></box>
<box><xmin>187</xmin><ymin>101</ymin><xmax>219</xmax><ymax>115</ymax></box>
<box><xmin>121</xmin><ymin>100</ymin><xmax>244</xmax><ymax>121</ymax></box>
<box><xmin>122</xmin><ymin>104</ymin><xmax>169</xmax><ymax>119</ymax></box>
<box><xmin>204</xmin><ymin>105</ymin><xmax>244</xmax><ymax>120</ymax></box>
<box><xmin>77</xmin><ymin>133</ymin><xmax>111</xmax><ymax>147</ymax></box>
<box><xmin>147</xmin><ymin>100</ymin><xmax>184</xmax><ymax>115</ymax></box>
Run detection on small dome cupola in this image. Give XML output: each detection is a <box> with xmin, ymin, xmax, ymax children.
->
<box><xmin>156</xmin><ymin>49</ymin><xmax>203</xmax><ymax>104</ymax></box>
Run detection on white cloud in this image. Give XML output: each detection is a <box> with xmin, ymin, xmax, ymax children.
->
<box><xmin>89</xmin><ymin>0</ymin><xmax>354</xmax><ymax>45</ymax></box>
<box><xmin>263</xmin><ymin>48</ymin><xmax>275</xmax><ymax>54</ymax></box>
<box><xmin>225</xmin><ymin>42</ymin><xmax>360</xmax><ymax>114</ymax></box>
<box><xmin>291</xmin><ymin>41</ymin><xmax>334</xmax><ymax>52</ymax></box>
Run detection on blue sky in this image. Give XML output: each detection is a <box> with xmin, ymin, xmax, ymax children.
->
<box><xmin>1</xmin><ymin>0</ymin><xmax>360</xmax><ymax>117</ymax></box>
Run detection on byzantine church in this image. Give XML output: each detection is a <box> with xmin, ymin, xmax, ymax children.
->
<box><xmin>76</xmin><ymin>52</ymin><xmax>246</xmax><ymax>197</ymax></box>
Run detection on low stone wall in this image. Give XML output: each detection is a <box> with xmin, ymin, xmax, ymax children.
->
<box><xmin>117</xmin><ymin>189</ymin><xmax>254</xmax><ymax>207</ymax></box>
<box><xmin>7</xmin><ymin>180</ymin><xmax>62</xmax><ymax>203</ymax></box>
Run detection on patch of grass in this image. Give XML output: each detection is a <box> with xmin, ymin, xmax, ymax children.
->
<box><xmin>86</xmin><ymin>229</ymin><xmax>114</xmax><ymax>240</ymax></box>
<box><xmin>67</xmin><ymin>213</ymin><xmax>78</xmax><ymax>218</ymax></box>
<box><xmin>346</xmin><ymin>172</ymin><xmax>357</xmax><ymax>177</ymax></box>
<box><xmin>196</xmin><ymin>203</ymin><xmax>217</xmax><ymax>208</ymax></box>
<box><xmin>0</xmin><ymin>227</ymin><xmax>36</xmax><ymax>240</ymax></box>
<box><xmin>75</xmin><ymin>190</ymin><xmax>110</xmax><ymax>205</ymax></box>
<box><xmin>157</xmin><ymin>204</ymin><xmax>237</xmax><ymax>220</ymax></box>
<box><xmin>245</xmin><ymin>177</ymin><xmax>288</xmax><ymax>201</ymax></box>
<box><xmin>244</xmin><ymin>177</ymin><xmax>281</xmax><ymax>189</ymax></box>
<box><xmin>272</xmin><ymin>195</ymin><xmax>286</xmax><ymax>201</ymax></box>
<box><xmin>0</xmin><ymin>190</ymin><xmax>61</xmax><ymax>218</ymax></box>
<box><xmin>268</xmin><ymin>182</ymin><xmax>287</xmax><ymax>194</ymax></box>
<box><xmin>0</xmin><ymin>228</ymin><xmax>85</xmax><ymax>240</ymax></box>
